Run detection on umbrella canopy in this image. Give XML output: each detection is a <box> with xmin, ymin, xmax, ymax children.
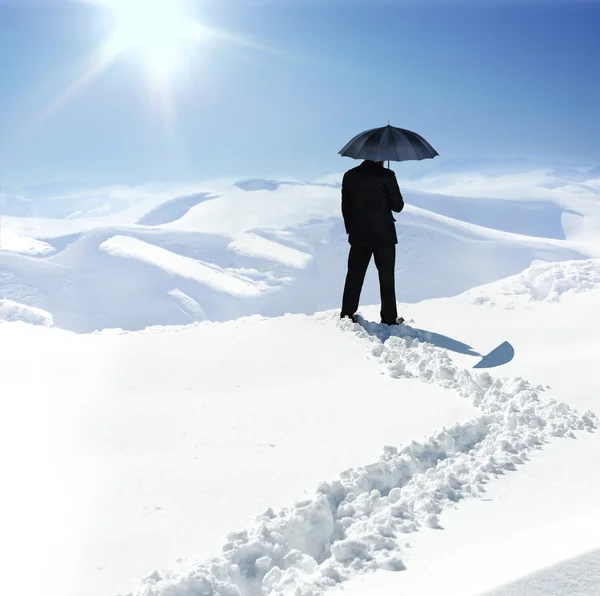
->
<box><xmin>339</xmin><ymin>124</ymin><xmax>438</xmax><ymax>163</ymax></box>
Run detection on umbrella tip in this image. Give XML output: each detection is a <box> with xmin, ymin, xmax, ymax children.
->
<box><xmin>388</xmin><ymin>119</ymin><xmax>390</xmax><ymax>125</ymax></box>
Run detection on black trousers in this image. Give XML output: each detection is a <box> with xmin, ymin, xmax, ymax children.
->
<box><xmin>341</xmin><ymin>244</ymin><xmax>398</xmax><ymax>324</ymax></box>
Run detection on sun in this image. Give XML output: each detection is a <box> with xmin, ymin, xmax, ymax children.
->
<box><xmin>32</xmin><ymin>0</ymin><xmax>285</xmax><ymax>132</ymax></box>
<box><xmin>105</xmin><ymin>0</ymin><xmax>197</xmax><ymax>77</ymax></box>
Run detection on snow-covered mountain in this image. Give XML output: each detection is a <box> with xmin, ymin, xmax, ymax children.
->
<box><xmin>1</xmin><ymin>161</ymin><xmax>598</xmax><ymax>331</ymax></box>
<box><xmin>1</xmin><ymin>159</ymin><xmax>599</xmax><ymax>596</ymax></box>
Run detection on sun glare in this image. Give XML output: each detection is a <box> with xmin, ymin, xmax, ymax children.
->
<box><xmin>106</xmin><ymin>0</ymin><xmax>196</xmax><ymax>77</ymax></box>
<box><xmin>30</xmin><ymin>0</ymin><xmax>285</xmax><ymax>135</ymax></box>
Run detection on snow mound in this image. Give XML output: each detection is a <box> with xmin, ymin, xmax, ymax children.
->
<box><xmin>405</xmin><ymin>190</ymin><xmax>567</xmax><ymax>240</ymax></box>
<box><xmin>464</xmin><ymin>258</ymin><xmax>600</xmax><ymax>308</ymax></box>
<box><xmin>0</xmin><ymin>227</ymin><xmax>54</xmax><ymax>255</ymax></box>
<box><xmin>136</xmin><ymin>193</ymin><xmax>217</xmax><ymax>226</ymax></box>
<box><xmin>167</xmin><ymin>288</ymin><xmax>208</xmax><ymax>322</ymax></box>
<box><xmin>100</xmin><ymin>235</ymin><xmax>271</xmax><ymax>297</ymax></box>
<box><xmin>123</xmin><ymin>314</ymin><xmax>597</xmax><ymax>596</ymax></box>
<box><xmin>0</xmin><ymin>299</ymin><xmax>53</xmax><ymax>326</ymax></box>
<box><xmin>228</xmin><ymin>233</ymin><xmax>312</xmax><ymax>267</ymax></box>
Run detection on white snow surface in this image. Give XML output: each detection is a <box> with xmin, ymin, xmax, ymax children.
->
<box><xmin>100</xmin><ymin>235</ymin><xmax>270</xmax><ymax>296</ymax></box>
<box><xmin>0</xmin><ymin>311</ymin><xmax>478</xmax><ymax>596</ymax></box>
<box><xmin>2</xmin><ymin>258</ymin><xmax>599</xmax><ymax>596</ymax></box>
<box><xmin>2</xmin><ymin>160</ymin><xmax>600</xmax><ymax>596</ymax></box>
<box><xmin>0</xmin><ymin>298</ymin><xmax>53</xmax><ymax>325</ymax></box>
<box><xmin>463</xmin><ymin>258</ymin><xmax>600</xmax><ymax>307</ymax></box>
<box><xmin>0</xmin><ymin>225</ymin><xmax>54</xmax><ymax>255</ymax></box>
<box><xmin>118</xmin><ymin>307</ymin><xmax>597</xmax><ymax>596</ymax></box>
<box><xmin>326</xmin><ymin>285</ymin><xmax>600</xmax><ymax>596</ymax></box>
<box><xmin>481</xmin><ymin>549</ymin><xmax>600</xmax><ymax>596</ymax></box>
<box><xmin>1</xmin><ymin>161</ymin><xmax>599</xmax><ymax>332</ymax></box>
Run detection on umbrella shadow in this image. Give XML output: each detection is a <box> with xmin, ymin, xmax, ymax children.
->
<box><xmin>419</xmin><ymin>328</ymin><xmax>515</xmax><ymax>368</ymax></box>
<box><xmin>356</xmin><ymin>316</ymin><xmax>514</xmax><ymax>369</ymax></box>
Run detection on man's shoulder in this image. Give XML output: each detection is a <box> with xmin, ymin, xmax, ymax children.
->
<box><xmin>342</xmin><ymin>165</ymin><xmax>362</xmax><ymax>185</ymax></box>
<box><xmin>344</xmin><ymin>164</ymin><xmax>362</xmax><ymax>176</ymax></box>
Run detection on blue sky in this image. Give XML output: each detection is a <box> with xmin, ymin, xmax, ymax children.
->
<box><xmin>0</xmin><ymin>0</ymin><xmax>598</xmax><ymax>187</ymax></box>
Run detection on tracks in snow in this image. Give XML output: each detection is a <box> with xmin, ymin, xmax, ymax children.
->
<box><xmin>123</xmin><ymin>314</ymin><xmax>597</xmax><ymax>596</ymax></box>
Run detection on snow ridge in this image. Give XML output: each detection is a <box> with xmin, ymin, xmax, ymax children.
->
<box><xmin>0</xmin><ymin>299</ymin><xmax>53</xmax><ymax>326</ymax></box>
<box><xmin>465</xmin><ymin>258</ymin><xmax>600</xmax><ymax>307</ymax></box>
<box><xmin>122</xmin><ymin>314</ymin><xmax>597</xmax><ymax>596</ymax></box>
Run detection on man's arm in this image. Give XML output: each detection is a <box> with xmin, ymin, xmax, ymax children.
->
<box><xmin>386</xmin><ymin>171</ymin><xmax>404</xmax><ymax>213</ymax></box>
<box><xmin>341</xmin><ymin>174</ymin><xmax>352</xmax><ymax>234</ymax></box>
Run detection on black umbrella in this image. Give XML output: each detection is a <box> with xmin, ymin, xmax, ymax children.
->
<box><xmin>339</xmin><ymin>122</ymin><xmax>438</xmax><ymax>168</ymax></box>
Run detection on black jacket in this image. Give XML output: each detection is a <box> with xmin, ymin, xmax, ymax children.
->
<box><xmin>341</xmin><ymin>160</ymin><xmax>404</xmax><ymax>247</ymax></box>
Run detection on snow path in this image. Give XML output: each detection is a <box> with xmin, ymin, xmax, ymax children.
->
<box><xmin>125</xmin><ymin>314</ymin><xmax>597</xmax><ymax>596</ymax></box>
<box><xmin>0</xmin><ymin>312</ymin><xmax>477</xmax><ymax>596</ymax></box>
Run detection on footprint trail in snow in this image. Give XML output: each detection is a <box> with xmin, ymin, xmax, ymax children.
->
<box><xmin>123</xmin><ymin>313</ymin><xmax>597</xmax><ymax>596</ymax></box>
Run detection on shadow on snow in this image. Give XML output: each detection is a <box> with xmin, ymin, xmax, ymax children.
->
<box><xmin>356</xmin><ymin>315</ymin><xmax>515</xmax><ymax>369</ymax></box>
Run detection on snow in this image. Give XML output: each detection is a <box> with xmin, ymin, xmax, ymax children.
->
<box><xmin>482</xmin><ymin>550</ymin><xmax>600</xmax><ymax>596</ymax></box>
<box><xmin>2</xmin><ymin>163</ymin><xmax>599</xmax><ymax>332</ymax></box>
<box><xmin>100</xmin><ymin>235</ymin><xmax>270</xmax><ymax>296</ymax></box>
<box><xmin>0</xmin><ymin>298</ymin><xmax>54</xmax><ymax>325</ymax></box>
<box><xmin>0</xmin><ymin>312</ymin><xmax>479</xmax><ymax>596</ymax></box>
<box><xmin>115</xmin><ymin>306</ymin><xmax>596</xmax><ymax>596</ymax></box>
<box><xmin>167</xmin><ymin>288</ymin><xmax>208</xmax><ymax>321</ymax></box>
<box><xmin>136</xmin><ymin>192</ymin><xmax>218</xmax><ymax>226</ymax></box>
<box><xmin>326</xmin><ymin>267</ymin><xmax>600</xmax><ymax>596</ymax></box>
<box><xmin>464</xmin><ymin>258</ymin><xmax>600</xmax><ymax>307</ymax></box>
<box><xmin>0</xmin><ymin>225</ymin><xmax>55</xmax><ymax>255</ymax></box>
<box><xmin>228</xmin><ymin>233</ymin><xmax>313</xmax><ymax>267</ymax></box>
<box><xmin>1</xmin><ymin>159</ymin><xmax>600</xmax><ymax>596</ymax></box>
<box><xmin>328</xmin><ymin>428</ymin><xmax>600</xmax><ymax>596</ymax></box>
<box><xmin>405</xmin><ymin>189</ymin><xmax>567</xmax><ymax>239</ymax></box>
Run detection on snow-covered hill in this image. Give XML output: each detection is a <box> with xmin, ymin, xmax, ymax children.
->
<box><xmin>1</xmin><ymin>258</ymin><xmax>599</xmax><ymax>596</ymax></box>
<box><xmin>2</xmin><ymin>160</ymin><xmax>600</xmax><ymax>596</ymax></box>
<box><xmin>1</xmin><ymin>162</ymin><xmax>598</xmax><ymax>332</ymax></box>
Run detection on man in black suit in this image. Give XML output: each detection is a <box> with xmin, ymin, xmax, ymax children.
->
<box><xmin>340</xmin><ymin>159</ymin><xmax>404</xmax><ymax>325</ymax></box>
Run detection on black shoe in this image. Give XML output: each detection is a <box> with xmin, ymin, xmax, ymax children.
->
<box><xmin>341</xmin><ymin>313</ymin><xmax>359</xmax><ymax>323</ymax></box>
<box><xmin>381</xmin><ymin>317</ymin><xmax>404</xmax><ymax>326</ymax></box>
